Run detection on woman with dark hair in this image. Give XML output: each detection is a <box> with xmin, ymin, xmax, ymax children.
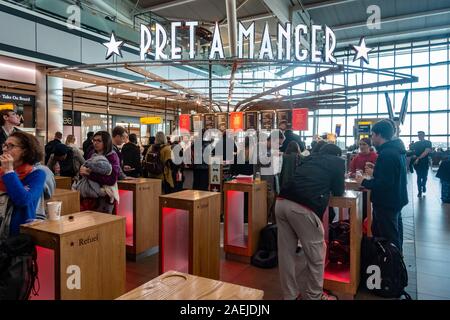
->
<box><xmin>349</xmin><ymin>137</ymin><xmax>378</xmax><ymax>178</ymax></box>
<box><xmin>121</xmin><ymin>133</ymin><xmax>142</xmax><ymax>178</ymax></box>
<box><xmin>79</xmin><ymin>131</ymin><xmax>120</xmax><ymax>213</ymax></box>
<box><xmin>0</xmin><ymin>132</ymin><xmax>46</xmax><ymax>239</ymax></box>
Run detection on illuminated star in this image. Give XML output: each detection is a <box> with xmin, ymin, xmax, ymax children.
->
<box><xmin>103</xmin><ymin>32</ymin><xmax>124</xmax><ymax>60</ymax></box>
<box><xmin>352</xmin><ymin>37</ymin><xmax>373</xmax><ymax>64</ymax></box>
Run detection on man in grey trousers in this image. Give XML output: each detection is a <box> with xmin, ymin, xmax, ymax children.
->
<box><xmin>276</xmin><ymin>143</ymin><xmax>345</xmax><ymax>300</ymax></box>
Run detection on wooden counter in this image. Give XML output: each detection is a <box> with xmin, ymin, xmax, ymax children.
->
<box><xmin>117</xmin><ymin>178</ymin><xmax>161</xmax><ymax>260</ymax></box>
<box><xmin>324</xmin><ymin>190</ymin><xmax>363</xmax><ymax>297</ymax></box>
<box><xmin>345</xmin><ymin>178</ymin><xmax>373</xmax><ymax>237</ymax></box>
<box><xmin>21</xmin><ymin>211</ymin><xmax>126</xmax><ymax>300</ymax></box>
<box><xmin>223</xmin><ymin>179</ymin><xmax>267</xmax><ymax>263</ymax></box>
<box><xmin>45</xmin><ymin>188</ymin><xmax>80</xmax><ymax>216</ymax></box>
<box><xmin>116</xmin><ymin>271</ymin><xmax>264</xmax><ymax>300</ymax></box>
<box><xmin>54</xmin><ymin>176</ymin><xmax>72</xmax><ymax>190</ymax></box>
<box><xmin>160</xmin><ymin>190</ymin><xmax>221</xmax><ymax>279</ymax></box>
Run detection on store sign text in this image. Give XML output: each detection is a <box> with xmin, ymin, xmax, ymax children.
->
<box><xmin>139</xmin><ymin>22</ymin><xmax>336</xmax><ymax>63</ymax></box>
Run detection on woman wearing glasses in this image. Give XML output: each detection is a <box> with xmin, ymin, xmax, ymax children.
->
<box><xmin>349</xmin><ymin>137</ymin><xmax>378</xmax><ymax>178</ymax></box>
<box><xmin>78</xmin><ymin>131</ymin><xmax>120</xmax><ymax>214</ymax></box>
<box><xmin>0</xmin><ymin>132</ymin><xmax>46</xmax><ymax>239</ymax></box>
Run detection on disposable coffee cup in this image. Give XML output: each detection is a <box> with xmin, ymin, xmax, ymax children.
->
<box><xmin>47</xmin><ymin>201</ymin><xmax>62</xmax><ymax>221</ymax></box>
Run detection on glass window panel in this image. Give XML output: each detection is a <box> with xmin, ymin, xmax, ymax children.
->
<box><xmin>412</xmin><ymin>46</ymin><xmax>429</xmax><ymax>66</ymax></box>
<box><xmin>305</xmin><ymin>115</ymin><xmax>314</xmax><ymax>137</ymax></box>
<box><xmin>395</xmin><ymin>48</ymin><xmax>411</xmax><ymax>68</ymax></box>
<box><xmin>379</xmin><ymin>52</ymin><xmax>395</xmax><ymax>69</ymax></box>
<box><xmin>430</xmin><ymin>136</ymin><xmax>448</xmax><ymax>149</ymax></box>
<box><xmin>430</xmin><ymin>90</ymin><xmax>448</xmax><ymax>111</ymax></box>
<box><xmin>411</xmin><ymin>113</ymin><xmax>429</xmax><ymax>133</ymax></box>
<box><xmin>430</xmin><ymin>45</ymin><xmax>448</xmax><ymax>63</ymax></box>
<box><xmin>399</xmin><ymin>136</ymin><xmax>411</xmax><ymax>149</ymax></box>
<box><xmin>367</xmin><ymin>52</ymin><xmax>378</xmax><ymax>69</ymax></box>
<box><xmin>346</xmin><ymin>136</ymin><xmax>355</xmax><ymax>148</ymax></box>
<box><xmin>318</xmin><ymin>116</ymin><xmax>332</xmax><ymax>134</ymax></box>
<box><xmin>430</xmin><ymin>65</ymin><xmax>448</xmax><ymax>87</ymax></box>
<box><xmin>412</xmin><ymin>67</ymin><xmax>429</xmax><ymax>88</ymax></box>
<box><xmin>400</xmin><ymin>113</ymin><xmax>411</xmax><ymax>136</ymax></box>
<box><xmin>361</xmin><ymin>93</ymin><xmax>377</xmax><ymax>114</ymax></box>
<box><xmin>411</xmin><ymin>91</ymin><xmax>429</xmax><ymax>112</ymax></box>
<box><xmin>346</xmin><ymin>116</ymin><xmax>356</xmax><ymax>136</ymax></box>
<box><xmin>430</xmin><ymin>113</ymin><xmax>448</xmax><ymax>135</ymax></box>
<box><xmin>333</xmin><ymin>116</ymin><xmax>346</xmax><ymax>137</ymax></box>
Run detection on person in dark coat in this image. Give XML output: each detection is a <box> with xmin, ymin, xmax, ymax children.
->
<box><xmin>280</xmin><ymin>129</ymin><xmax>303</xmax><ymax>153</ymax></box>
<box><xmin>277</xmin><ymin>143</ymin><xmax>345</xmax><ymax>300</ymax></box>
<box><xmin>82</xmin><ymin>131</ymin><xmax>94</xmax><ymax>160</ymax></box>
<box><xmin>356</xmin><ymin>120</ymin><xmax>408</xmax><ymax>252</ymax></box>
<box><xmin>121</xmin><ymin>133</ymin><xmax>142</xmax><ymax>178</ymax></box>
<box><xmin>44</xmin><ymin>132</ymin><xmax>62</xmax><ymax>164</ymax></box>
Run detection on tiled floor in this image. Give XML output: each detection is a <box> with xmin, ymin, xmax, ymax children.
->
<box><xmin>126</xmin><ymin>169</ymin><xmax>450</xmax><ymax>300</ymax></box>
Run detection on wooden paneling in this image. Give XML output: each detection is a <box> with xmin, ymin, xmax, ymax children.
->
<box><xmin>116</xmin><ymin>271</ymin><xmax>264</xmax><ymax>300</ymax></box>
<box><xmin>159</xmin><ymin>190</ymin><xmax>221</xmax><ymax>279</ymax></box>
<box><xmin>345</xmin><ymin>179</ymin><xmax>373</xmax><ymax>237</ymax></box>
<box><xmin>223</xmin><ymin>180</ymin><xmax>267</xmax><ymax>259</ymax></box>
<box><xmin>20</xmin><ymin>211</ymin><xmax>126</xmax><ymax>300</ymax></box>
<box><xmin>325</xmin><ymin>191</ymin><xmax>363</xmax><ymax>296</ymax></box>
<box><xmin>45</xmin><ymin>189</ymin><xmax>80</xmax><ymax>216</ymax></box>
<box><xmin>55</xmin><ymin>176</ymin><xmax>72</xmax><ymax>190</ymax></box>
<box><xmin>118</xmin><ymin>179</ymin><xmax>161</xmax><ymax>257</ymax></box>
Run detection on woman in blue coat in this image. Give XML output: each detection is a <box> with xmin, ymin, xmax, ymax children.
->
<box><xmin>0</xmin><ymin>132</ymin><xmax>46</xmax><ymax>238</ymax></box>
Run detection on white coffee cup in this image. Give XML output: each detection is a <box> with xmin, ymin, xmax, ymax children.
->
<box><xmin>47</xmin><ymin>201</ymin><xmax>62</xmax><ymax>221</ymax></box>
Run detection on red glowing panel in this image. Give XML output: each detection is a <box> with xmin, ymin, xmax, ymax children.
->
<box><xmin>30</xmin><ymin>246</ymin><xmax>55</xmax><ymax>300</ymax></box>
<box><xmin>226</xmin><ymin>191</ymin><xmax>247</xmax><ymax>248</ymax></box>
<box><xmin>230</xmin><ymin>112</ymin><xmax>244</xmax><ymax>131</ymax></box>
<box><xmin>324</xmin><ymin>263</ymin><xmax>351</xmax><ymax>283</ymax></box>
<box><xmin>117</xmin><ymin>190</ymin><xmax>134</xmax><ymax>246</ymax></box>
<box><xmin>292</xmin><ymin>108</ymin><xmax>309</xmax><ymax>131</ymax></box>
<box><xmin>179</xmin><ymin>114</ymin><xmax>191</xmax><ymax>133</ymax></box>
<box><xmin>161</xmin><ymin>207</ymin><xmax>189</xmax><ymax>274</ymax></box>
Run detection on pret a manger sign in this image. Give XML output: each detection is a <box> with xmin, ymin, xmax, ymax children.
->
<box><xmin>139</xmin><ymin>21</ymin><xmax>337</xmax><ymax>63</ymax></box>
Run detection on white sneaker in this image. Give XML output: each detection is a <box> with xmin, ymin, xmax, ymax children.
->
<box><xmin>320</xmin><ymin>292</ymin><xmax>338</xmax><ymax>300</ymax></box>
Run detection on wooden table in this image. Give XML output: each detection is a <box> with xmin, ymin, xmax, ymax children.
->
<box><xmin>54</xmin><ymin>176</ymin><xmax>72</xmax><ymax>190</ymax></box>
<box><xmin>345</xmin><ymin>178</ymin><xmax>372</xmax><ymax>237</ymax></box>
<box><xmin>21</xmin><ymin>211</ymin><xmax>126</xmax><ymax>300</ymax></box>
<box><xmin>117</xmin><ymin>178</ymin><xmax>161</xmax><ymax>260</ymax></box>
<box><xmin>324</xmin><ymin>190</ymin><xmax>363</xmax><ymax>297</ymax></box>
<box><xmin>223</xmin><ymin>179</ymin><xmax>267</xmax><ymax>263</ymax></box>
<box><xmin>116</xmin><ymin>271</ymin><xmax>264</xmax><ymax>300</ymax></box>
<box><xmin>159</xmin><ymin>190</ymin><xmax>221</xmax><ymax>279</ymax></box>
<box><xmin>45</xmin><ymin>188</ymin><xmax>80</xmax><ymax>216</ymax></box>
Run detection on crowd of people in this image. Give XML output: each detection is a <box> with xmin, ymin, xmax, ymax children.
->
<box><xmin>2</xmin><ymin>105</ymin><xmax>450</xmax><ymax>300</ymax></box>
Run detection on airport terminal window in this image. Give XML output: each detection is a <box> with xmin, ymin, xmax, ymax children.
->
<box><xmin>310</xmin><ymin>38</ymin><xmax>450</xmax><ymax>148</ymax></box>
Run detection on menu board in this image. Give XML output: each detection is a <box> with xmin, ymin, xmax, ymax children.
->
<box><xmin>261</xmin><ymin>111</ymin><xmax>275</xmax><ymax>130</ymax></box>
<box><xmin>204</xmin><ymin>113</ymin><xmax>216</xmax><ymax>130</ymax></box>
<box><xmin>245</xmin><ymin>112</ymin><xmax>258</xmax><ymax>130</ymax></box>
<box><xmin>277</xmin><ymin>110</ymin><xmax>292</xmax><ymax>129</ymax></box>
<box><xmin>216</xmin><ymin>113</ymin><xmax>228</xmax><ymax>131</ymax></box>
<box><xmin>192</xmin><ymin>114</ymin><xmax>203</xmax><ymax>132</ymax></box>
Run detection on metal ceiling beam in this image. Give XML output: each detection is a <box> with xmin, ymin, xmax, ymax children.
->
<box><xmin>220</xmin><ymin>0</ymin><xmax>251</xmax><ymax>24</ymax></box>
<box><xmin>235</xmin><ymin>65</ymin><xmax>343</xmax><ymax>110</ymax></box>
<box><xmin>262</xmin><ymin>0</ymin><xmax>291</xmax><ymax>24</ymax></box>
<box><xmin>137</xmin><ymin>0</ymin><xmax>199</xmax><ymax>13</ymax></box>
<box><xmin>333</xmin><ymin>7</ymin><xmax>450</xmax><ymax>33</ymax></box>
<box><xmin>337</xmin><ymin>24</ymin><xmax>450</xmax><ymax>48</ymax></box>
<box><xmin>292</xmin><ymin>0</ymin><xmax>359</xmax><ymax>12</ymax></box>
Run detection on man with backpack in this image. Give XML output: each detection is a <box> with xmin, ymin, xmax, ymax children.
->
<box><xmin>143</xmin><ymin>131</ymin><xmax>174</xmax><ymax>194</ymax></box>
<box><xmin>356</xmin><ymin>120</ymin><xmax>408</xmax><ymax>253</ymax></box>
<box><xmin>277</xmin><ymin>143</ymin><xmax>345</xmax><ymax>300</ymax></box>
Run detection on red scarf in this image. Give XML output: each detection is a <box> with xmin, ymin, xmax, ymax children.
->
<box><xmin>0</xmin><ymin>163</ymin><xmax>34</xmax><ymax>192</ymax></box>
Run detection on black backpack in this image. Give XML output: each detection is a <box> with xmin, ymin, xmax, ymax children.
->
<box><xmin>0</xmin><ymin>234</ymin><xmax>39</xmax><ymax>300</ymax></box>
<box><xmin>360</xmin><ymin>236</ymin><xmax>411</xmax><ymax>299</ymax></box>
<box><xmin>251</xmin><ymin>224</ymin><xmax>278</xmax><ymax>269</ymax></box>
<box><xmin>144</xmin><ymin>144</ymin><xmax>165</xmax><ymax>176</ymax></box>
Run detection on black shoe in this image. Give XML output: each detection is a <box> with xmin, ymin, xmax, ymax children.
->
<box><xmin>418</xmin><ymin>192</ymin><xmax>422</xmax><ymax>198</ymax></box>
<box><xmin>423</xmin><ymin>186</ymin><xmax>427</xmax><ymax>194</ymax></box>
